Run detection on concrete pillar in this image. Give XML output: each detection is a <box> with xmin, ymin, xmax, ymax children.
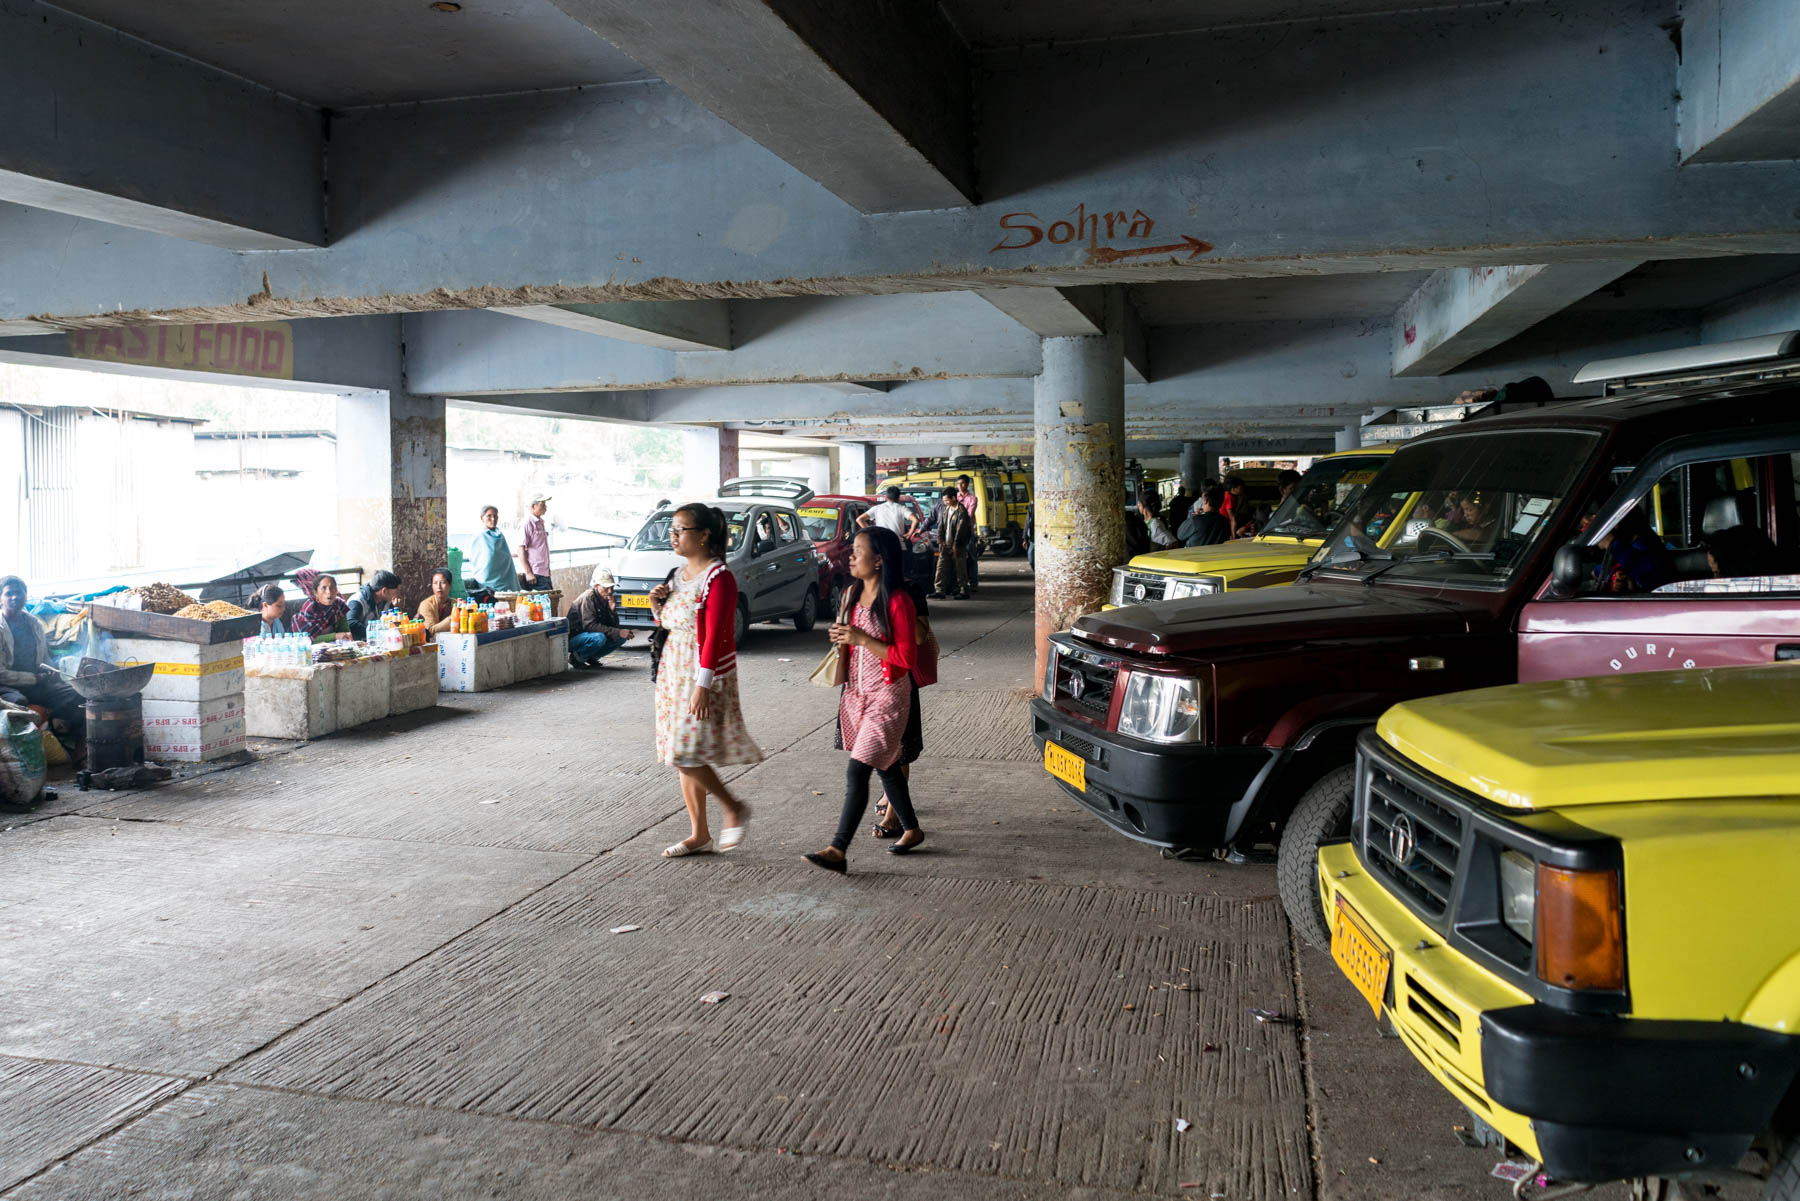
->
<box><xmin>680</xmin><ymin>426</ymin><xmax>742</xmax><ymax>498</ymax></box>
<box><xmin>1335</xmin><ymin>421</ymin><xmax>1362</xmax><ymax>452</ymax></box>
<box><xmin>840</xmin><ymin>441</ymin><xmax>877</xmax><ymax>496</ymax></box>
<box><xmin>949</xmin><ymin>444</ymin><xmax>972</xmax><ymax>460</ymax></box>
<box><xmin>1033</xmin><ymin>288</ymin><xmax>1126</xmax><ymax>679</ymax></box>
<box><xmin>1179</xmin><ymin>440</ymin><xmax>1207</xmax><ymax>491</ymax></box>
<box><xmin>336</xmin><ymin>389</ymin><xmax>447</xmax><ymax>611</ymax></box>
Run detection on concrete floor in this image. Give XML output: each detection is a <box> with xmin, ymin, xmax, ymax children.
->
<box><xmin>0</xmin><ymin>560</ymin><xmax>1517</xmax><ymax>1200</ymax></box>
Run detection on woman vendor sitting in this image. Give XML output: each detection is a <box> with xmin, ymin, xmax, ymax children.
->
<box><xmin>468</xmin><ymin>505</ymin><xmax>519</xmax><ymax>594</ymax></box>
<box><xmin>0</xmin><ymin>575</ymin><xmax>84</xmax><ymax>736</ymax></box>
<box><xmin>416</xmin><ymin>568</ymin><xmax>457</xmax><ymax>640</ymax></box>
<box><xmin>291</xmin><ymin>570</ymin><xmax>351</xmax><ymax>642</ymax></box>
<box><xmin>254</xmin><ymin>584</ymin><xmax>290</xmax><ymax>636</ymax></box>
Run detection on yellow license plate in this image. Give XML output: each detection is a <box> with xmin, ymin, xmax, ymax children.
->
<box><xmin>1043</xmin><ymin>740</ymin><xmax>1086</xmax><ymax>790</ymax></box>
<box><xmin>620</xmin><ymin>593</ymin><xmax>651</xmax><ymax>609</ymax></box>
<box><xmin>1331</xmin><ymin>898</ymin><xmax>1392</xmax><ymax>1019</ymax></box>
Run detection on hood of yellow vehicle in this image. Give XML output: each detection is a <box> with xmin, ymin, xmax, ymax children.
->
<box><xmin>1126</xmin><ymin>536</ymin><xmax>1317</xmax><ymax>577</ymax></box>
<box><xmin>1378</xmin><ymin>664</ymin><xmax>1800</xmax><ymax>809</ymax></box>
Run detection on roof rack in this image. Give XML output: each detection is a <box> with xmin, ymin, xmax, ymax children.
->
<box><xmin>1571</xmin><ymin>331</ymin><xmax>1800</xmax><ymax>394</ymax></box>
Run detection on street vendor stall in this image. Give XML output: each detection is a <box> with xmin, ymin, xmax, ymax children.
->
<box><xmin>244</xmin><ymin>643</ymin><xmax>438</xmax><ymax>740</ymax></box>
<box><xmin>436</xmin><ymin>619</ymin><xmax>569</xmax><ymax>692</ymax></box>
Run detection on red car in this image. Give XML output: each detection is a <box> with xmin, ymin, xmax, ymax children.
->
<box><xmin>798</xmin><ymin>494</ymin><xmax>928</xmax><ymax>616</ymax></box>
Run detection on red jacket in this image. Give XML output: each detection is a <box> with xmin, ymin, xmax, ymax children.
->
<box><xmin>867</xmin><ymin>590</ymin><xmax>916</xmax><ymax>685</ymax></box>
<box><xmin>687</xmin><ymin>565</ymin><xmax>737</xmax><ymax>689</ymax></box>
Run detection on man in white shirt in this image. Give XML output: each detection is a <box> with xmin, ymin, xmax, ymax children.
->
<box><xmin>858</xmin><ymin>486</ymin><xmax>920</xmax><ymax>540</ymax></box>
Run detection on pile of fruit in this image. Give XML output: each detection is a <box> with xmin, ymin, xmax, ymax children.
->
<box><xmin>171</xmin><ymin>601</ymin><xmax>253</xmax><ymax>621</ymax></box>
<box><xmin>121</xmin><ymin>583</ymin><xmax>197</xmax><ymax>614</ymax></box>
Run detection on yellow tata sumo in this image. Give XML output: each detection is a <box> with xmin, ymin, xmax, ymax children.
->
<box><xmin>1107</xmin><ymin>446</ymin><xmax>1395</xmax><ymax>607</ymax></box>
<box><xmin>1318</xmin><ymin>664</ymin><xmax>1800</xmax><ymax>1199</ymax></box>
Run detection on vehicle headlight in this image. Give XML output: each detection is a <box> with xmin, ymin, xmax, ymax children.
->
<box><xmin>1109</xmin><ymin>568</ymin><xmax>1128</xmax><ymax>607</ymax></box>
<box><xmin>1115</xmin><ymin>672</ymin><xmax>1203</xmax><ymax>743</ymax></box>
<box><xmin>1042</xmin><ymin>643</ymin><xmax>1060</xmax><ymax>701</ymax></box>
<box><xmin>1165</xmin><ymin>575</ymin><xmax>1221</xmax><ymax>600</ymax></box>
<box><xmin>1499</xmin><ymin>849</ymin><xmax>1535</xmax><ymax>941</ymax></box>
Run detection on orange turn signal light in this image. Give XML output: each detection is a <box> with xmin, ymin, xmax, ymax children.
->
<box><xmin>1536</xmin><ymin>864</ymin><xmax>1624</xmax><ymax>992</ymax></box>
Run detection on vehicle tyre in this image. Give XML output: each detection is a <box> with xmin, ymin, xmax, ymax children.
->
<box><xmin>734</xmin><ymin>600</ymin><xmax>749</xmax><ymax>645</ymax></box>
<box><xmin>793</xmin><ymin>586</ymin><xmax>819</xmax><ymax>632</ymax></box>
<box><xmin>990</xmin><ymin>535</ymin><xmax>1015</xmax><ymax>556</ymax></box>
<box><xmin>826</xmin><ymin>578</ymin><xmax>846</xmax><ymax>622</ymax></box>
<box><xmin>1277</xmin><ymin>764</ymin><xmax>1357</xmax><ymax>949</ymax></box>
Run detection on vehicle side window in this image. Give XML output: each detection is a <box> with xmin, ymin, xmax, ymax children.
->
<box><xmin>1590</xmin><ymin>450</ymin><xmax>1800</xmax><ymax>597</ymax></box>
<box><xmin>773</xmin><ymin>511</ymin><xmax>800</xmax><ymax>543</ymax></box>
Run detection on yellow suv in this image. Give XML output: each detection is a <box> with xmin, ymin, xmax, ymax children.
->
<box><xmin>1108</xmin><ymin>446</ymin><xmax>1395</xmax><ymax>607</ymax></box>
<box><xmin>1318</xmin><ymin>664</ymin><xmax>1800</xmax><ymax>1195</ymax></box>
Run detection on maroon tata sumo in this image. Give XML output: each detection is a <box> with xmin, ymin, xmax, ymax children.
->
<box><xmin>1030</xmin><ymin>334</ymin><xmax>1800</xmax><ymax>944</ymax></box>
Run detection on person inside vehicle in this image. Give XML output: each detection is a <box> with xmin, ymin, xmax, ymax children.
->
<box><xmin>0</xmin><ymin>575</ymin><xmax>84</xmax><ymax>738</ymax></box>
<box><xmin>254</xmin><ymin>584</ymin><xmax>291</xmax><ymax>636</ymax></box>
<box><xmin>1178</xmin><ymin>486</ymin><xmax>1230</xmax><ymax>547</ymax></box>
<box><xmin>346</xmin><ymin>569</ymin><xmax>402</xmax><ymax>641</ymax></box>
<box><xmin>753</xmin><ymin>512</ymin><xmax>779</xmax><ymax>555</ymax></box>
<box><xmin>1443</xmin><ymin>492</ymin><xmax>1501</xmax><ymax>548</ymax></box>
<box><xmin>1703</xmin><ymin>523</ymin><xmax>1789</xmax><ymax>580</ymax></box>
<box><xmin>1593</xmin><ymin>504</ymin><xmax>1674</xmax><ymax>593</ymax></box>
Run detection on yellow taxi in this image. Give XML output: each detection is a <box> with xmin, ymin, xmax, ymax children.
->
<box><xmin>1318</xmin><ymin>664</ymin><xmax>1800</xmax><ymax>1193</ymax></box>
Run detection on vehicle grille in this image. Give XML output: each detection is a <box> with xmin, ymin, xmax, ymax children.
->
<box><xmin>1053</xmin><ymin>651</ymin><xmax>1116</xmax><ymax>722</ymax></box>
<box><xmin>1116</xmin><ymin>570</ymin><xmax>1168</xmax><ymax>605</ymax></box>
<box><xmin>1361</xmin><ymin>757</ymin><xmax>1465</xmax><ymax>921</ymax></box>
<box><xmin>1055</xmin><ymin>731</ymin><xmax>1100</xmax><ymax>760</ymax></box>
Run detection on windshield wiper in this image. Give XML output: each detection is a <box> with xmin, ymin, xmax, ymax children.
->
<box><xmin>1358</xmin><ymin>550</ymin><xmax>1496</xmax><ymax>586</ymax></box>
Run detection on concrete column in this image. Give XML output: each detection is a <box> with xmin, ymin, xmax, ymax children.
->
<box><xmin>681</xmin><ymin>426</ymin><xmax>742</xmax><ymax>498</ymax></box>
<box><xmin>840</xmin><ymin>441</ymin><xmax>877</xmax><ymax>496</ymax></box>
<box><xmin>1179</xmin><ymin>440</ymin><xmax>1207</xmax><ymax>490</ymax></box>
<box><xmin>1335</xmin><ymin>421</ymin><xmax>1362</xmax><ymax>452</ymax></box>
<box><xmin>1033</xmin><ymin>288</ymin><xmax>1126</xmax><ymax>679</ymax></box>
<box><xmin>335</xmin><ymin>389</ymin><xmax>447</xmax><ymax>611</ymax></box>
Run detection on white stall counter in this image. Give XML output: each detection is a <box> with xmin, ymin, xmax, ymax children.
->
<box><xmin>436</xmin><ymin>622</ymin><xmax>569</xmax><ymax>693</ymax></box>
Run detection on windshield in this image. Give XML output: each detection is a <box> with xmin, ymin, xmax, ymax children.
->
<box><xmin>1260</xmin><ymin>454</ymin><xmax>1391</xmax><ymax>540</ymax></box>
<box><xmin>631</xmin><ymin>509</ymin><xmax>750</xmax><ymax>553</ymax></box>
<box><xmin>796</xmin><ymin>505</ymin><xmax>842</xmax><ymax>541</ymax></box>
<box><xmin>1315</xmin><ymin>430</ymin><xmax>1600</xmax><ymax>588</ymax></box>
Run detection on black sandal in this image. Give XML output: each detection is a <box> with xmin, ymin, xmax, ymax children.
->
<box><xmin>803</xmin><ymin>851</ymin><xmax>847</xmax><ymax>874</ymax></box>
<box><xmin>870</xmin><ymin>822</ymin><xmax>902</xmax><ymax>839</ymax></box>
<box><xmin>887</xmin><ymin>831</ymin><xmax>926</xmax><ymax>855</ymax></box>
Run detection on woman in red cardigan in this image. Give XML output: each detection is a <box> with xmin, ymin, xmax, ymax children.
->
<box><xmin>804</xmin><ymin>526</ymin><xmax>927</xmax><ymax>873</ymax></box>
<box><xmin>648</xmin><ymin>503</ymin><xmax>762</xmax><ymax>856</ymax></box>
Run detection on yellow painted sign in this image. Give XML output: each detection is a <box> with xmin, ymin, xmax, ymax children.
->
<box><xmin>68</xmin><ymin>322</ymin><xmax>295</xmax><ymax>380</ymax></box>
<box><xmin>121</xmin><ymin>656</ymin><xmax>246</xmax><ymax>677</ymax></box>
<box><xmin>1339</xmin><ymin>471</ymin><xmax>1378</xmax><ymax>485</ymax></box>
<box><xmin>798</xmin><ymin>507</ymin><xmax>837</xmax><ymax>519</ymax></box>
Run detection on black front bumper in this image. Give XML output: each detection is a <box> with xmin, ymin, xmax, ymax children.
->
<box><xmin>1481</xmin><ymin>1004</ymin><xmax>1800</xmax><ymax>1182</ymax></box>
<box><xmin>1030</xmin><ymin>697</ymin><xmax>1275</xmax><ymax>849</ymax></box>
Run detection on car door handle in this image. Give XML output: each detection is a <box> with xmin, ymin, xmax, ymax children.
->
<box><xmin>1776</xmin><ymin>644</ymin><xmax>1800</xmax><ymax>661</ymax></box>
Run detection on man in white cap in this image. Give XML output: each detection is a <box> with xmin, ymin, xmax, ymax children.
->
<box><xmin>517</xmin><ymin>494</ymin><xmax>553</xmax><ymax>591</ymax></box>
<box><xmin>567</xmin><ymin>566</ymin><xmax>631</xmax><ymax>668</ymax></box>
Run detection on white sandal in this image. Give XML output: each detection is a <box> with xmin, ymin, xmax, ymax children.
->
<box><xmin>662</xmin><ymin>837</ymin><xmax>712</xmax><ymax>858</ymax></box>
<box><xmin>718</xmin><ymin>807</ymin><xmax>752</xmax><ymax>852</ymax></box>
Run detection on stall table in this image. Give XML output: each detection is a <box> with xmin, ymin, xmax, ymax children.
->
<box><xmin>436</xmin><ymin>621</ymin><xmax>569</xmax><ymax>692</ymax></box>
<box><xmin>245</xmin><ymin>645</ymin><xmax>438</xmax><ymax>741</ymax></box>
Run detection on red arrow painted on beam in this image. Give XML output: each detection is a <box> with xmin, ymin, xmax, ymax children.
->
<box><xmin>1087</xmin><ymin>235</ymin><xmax>1213</xmax><ymax>265</ymax></box>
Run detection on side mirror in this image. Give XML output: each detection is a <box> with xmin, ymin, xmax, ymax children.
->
<box><xmin>1550</xmin><ymin>543</ymin><xmax>1595</xmax><ymax>596</ymax></box>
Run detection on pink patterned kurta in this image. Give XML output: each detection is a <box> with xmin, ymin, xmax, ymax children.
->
<box><xmin>837</xmin><ymin>602</ymin><xmax>914</xmax><ymax>770</ymax></box>
<box><xmin>654</xmin><ymin>570</ymin><xmax>763</xmax><ymax>768</ymax></box>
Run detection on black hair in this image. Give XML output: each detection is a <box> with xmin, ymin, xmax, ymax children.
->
<box><xmin>0</xmin><ymin>575</ymin><xmax>27</xmax><ymax>596</ymax></box>
<box><xmin>1277</xmin><ymin>469</ymin><xmax>1302</xmax><ymax>489</ymax></box>
<box><xmin>1139</xmin><ymin>491</ymin><xmax>1162</xmax><ymax>516</ymax></box>
<box><xmin>1705</xmin><ymin>524</ymin><xmax>1786</xmax><ymax>578</ymax></box>
<box><xmin>849</xmin><ymin>527</ymin><xmax>908</xmax><ymax>640</ymax></box>
<box><xmin>885</xmin><ymin>485</ymin><xmax>901</xmax><ymax>501</ymax></box>
<box><xmin>313</xmin><ymin>573</ymin><xmax>338</xmax><ymax>597</ymax></box>
<box><xmin>956</xmin><ymin>474</ymin><xmax>971</xmax><ymax>486</ymax></box>
<box><xmin>674</xmin><ymin>502</ymin><xmax>729</xmax><ymax>558</ymax></box>
<box><xmin>1224</xmin><ymin>474</ymin><xmax>1244</xmax><ymax>490</ymax></box>
<box><xmin>253</xmin><ymin>583</ymin><xmax>285</xmax><ymax>607</ymax></box>
<box><xmin>941</xmin><ymin>486</ymin><xmax>958</xmax><ymax>499</ymax></box>
<box><xmin>371</xmin><ymin>569</ymin><xmax>401</xmax><ymax>591</ymax></box>
<box><xmin>431</xmin><ymin>568</ymin><xmax>454</xmax><ymax>587</ymax></box>
<box><xmin>1202</xmin><ymin>485</ymin><xmax>1226</xmax><ymax>509</ymax></box>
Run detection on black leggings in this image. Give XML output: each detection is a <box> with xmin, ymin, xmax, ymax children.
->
<box><xmin>833</xmin><ymin>757</ymin><xmax>919</xmax><ymax>851</ymax></box>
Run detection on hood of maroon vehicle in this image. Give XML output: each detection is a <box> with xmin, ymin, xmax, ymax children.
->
<box><xmin>1073</xmin><ymin>582</ymin><xmax>1481</xmax><ymax>656</ymax></box>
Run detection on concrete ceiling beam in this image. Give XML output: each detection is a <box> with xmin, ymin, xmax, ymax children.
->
<box><xmin>546</xmin><ymin>0</ymin><xmax>972</xmax><ymax>213</ymax></box>
<box><xmin>489</xmin><ymin>300</ymin><xmax>732</xmax><ymax>351</ymax></box>
<box><xmin>1391</xmin><ymin>262</ymin><xmax>1645</xmax><ymax>377</ymax></box>
<box><xmin>978</xmin><ymin>287</ymin><xmax>1151</xmax><ymax>384</ymax></box>
<box><xmin>1679</xmin><ymin>0</ymin><xmax>1800</xmax><ymax>163</ymax></box>
<box><xmin>0</xmin><ymin>1</ymin><xmax>322</xmax><ymax>250</ymax></box>
<box><xmin>11</xmin><ymin>3</ymin><xmax>1800</xmax><ymax>333</ymax></box>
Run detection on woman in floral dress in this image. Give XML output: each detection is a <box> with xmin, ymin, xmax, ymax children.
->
<box><xmin>649</xmin><ymin>503</ymin><xmax>761</xmax><ymax>857</ymax></box>
<box><xmin>804</xmin><ymin>526</ymin><xmax>926</xmax><ymax>873</ymax></box>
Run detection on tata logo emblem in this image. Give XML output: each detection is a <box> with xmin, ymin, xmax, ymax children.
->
<box><xmin>1131</xmin><ymin>583</ymin><xmax>1148</xmax><ymax>601</ymax></box>
<box><xmin>1388</xmin><ymin>815</ymin><xmax>1417</xmax><ymax>868</ymax></box>
<box><xmin>1067</xmin><ymin>672</ymin><xmax>1086</xmax><ymax>700</ymax></box>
